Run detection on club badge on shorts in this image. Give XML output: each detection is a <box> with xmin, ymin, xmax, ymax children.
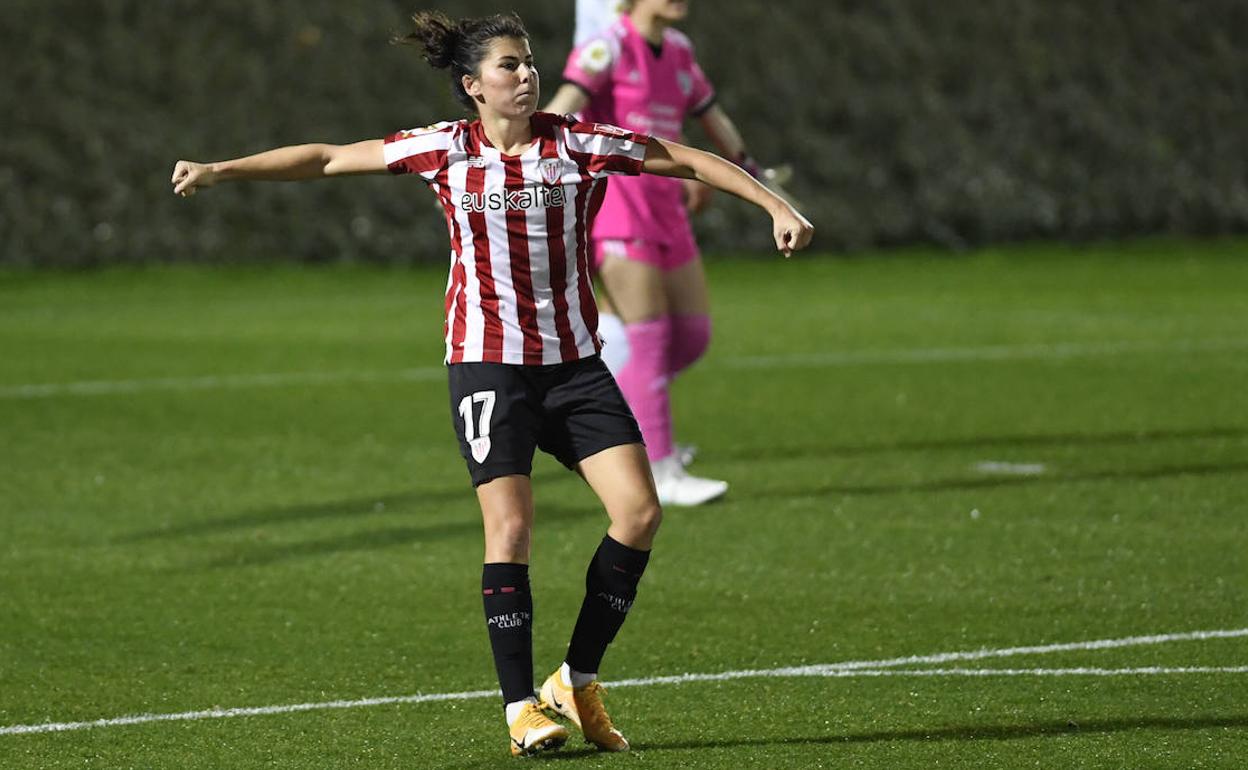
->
<box><xmin>470</xmin><ymin>436</ymin><xmax>492</xmax><ymax>463</ymax></box>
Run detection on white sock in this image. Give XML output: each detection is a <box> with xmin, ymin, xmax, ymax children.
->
<box><xmin>596</xmin><ymin>312</ymin><xmax>630</xmax><ymax>375</ymax></box>
<box><xmin>561</xmin><ymin>661</ymin><xmax>597</xmax><ymax>688</ymax></box>
<box><xmin>649</xmin><ymin>453</ymin><xmax>681</xmax><ymax>481</ymax></box>
<box><xmin>505</xmin><ymin>696</ymin><xmax>537</xmax><ymax>726</ymax></box>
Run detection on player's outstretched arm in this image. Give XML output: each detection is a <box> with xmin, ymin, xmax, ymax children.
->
<box><xmin>171</xmin><ymin>140</ymin><xmax>387</xmax><ymax>197</ymax></box>
<box><xmin>698</xmin><ymin>104</ymin><xmax>801</xmax><ymax>208</ymax></box>
<box><xmin>643</xmin><ymin>138</ymin><xmax>813</xmax><ymax>257</ymax></box>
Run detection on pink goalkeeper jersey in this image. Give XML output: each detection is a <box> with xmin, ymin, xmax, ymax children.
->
<box><xmin>563</xmin><ymin>15</ymin><xmax>715</xmax><ymax>243</ymax></box>
<box><xmin>383</xmin><ymin>113</ymin><xmax>649</xmax><ymax>365</ymax></box>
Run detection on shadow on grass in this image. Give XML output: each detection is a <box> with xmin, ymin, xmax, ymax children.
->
<box><xmin>123</xmin><ymin>471</ymin><xmax>567</xmax><ymax>543</ymax></box>
<box><xmin>520</xmin><ymin>715</ymin><xmax>1248</xmax><ymax>761</ymax></box>
<box><xmin>122</xmin><ymin>487</ymin><xmax>468</xmax><ymax>543</ymax></box>
<box><xmin>739</xmin><ymin>460</ymin><xmax>1248</xmax><ymax>500</ymax></box>
<box><xmin>718</xmin><ymin>425</ymin><xmax>1248</xmax><ymax>464</ymax></box>
<box><xmin>183</xmin><ymin>500</ymin><xmax>594</xmax><ymax>571</ymax></box>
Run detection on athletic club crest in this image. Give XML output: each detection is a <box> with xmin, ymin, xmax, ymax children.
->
<box><xmin>540</xmin><ymin>158</ymin><xmax>562</xmax><ymax>186</ymax></box>
<box><xmin>470</xmin><ymin>436</ymin><xmax>492</xmax><ymax>463</ymax></box>
<box><xmin>677</xmin><ymin>71</ymin><xmax>693</xmax><ymax>96</ymax></box>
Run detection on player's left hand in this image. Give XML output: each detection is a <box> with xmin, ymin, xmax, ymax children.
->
<box><xmin>772</xmin><ymin>207</ymin><xmax>814</xmax><ymax>258</ymax></box>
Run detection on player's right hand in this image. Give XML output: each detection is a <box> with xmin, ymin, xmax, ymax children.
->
<box><xmin>171</xmin><ymin>161</ymin><xmax>216</xmax><ymax>197</ymax></box>
<box><xmin>772</xmin><ymin>207</ymin><xmax>814</xmax><ymax>258</ymax></box>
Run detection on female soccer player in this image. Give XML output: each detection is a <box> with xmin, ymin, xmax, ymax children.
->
<box><xmin>171</xmin><ymin>10</ymin><xmax>811</xmax><ymax>758</ymax></box>
<box><xmin>546</xmin><ymin>0</ymin><xmax>777</xmax><ymax>507</ymax></box>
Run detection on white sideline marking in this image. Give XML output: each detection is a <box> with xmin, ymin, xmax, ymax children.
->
<box><xmin>974</xmin><ymin>461</ymin><xmax>1047</xmax><ymax>476</ymax></box>
<box><xmin>726</xmin><ymin>338</ymin><xmax>1248</xmax><ymax>369</ymax></box>
<box><xmin>607</xmin><ymin>627</ymin><xmax>1248</xmax><ymax>685</ymax></box>
<box><xmin>0</xmin><ymin>690</ymin><xmax>496</xmax><ymax>737</ymax></box>
<box><xmin>3</xmin><ymin>627</ymin><xmax>1245</xmax><ymax>737</ymax></box>
<box><xmin>3</xmin><ymin>338</ymin><xmax>1246</xmax><ymax>400</ymax></box>
<box><xmin>0</xmin><ymin>367</ymin><xmax>445</xmax><ymax>399</ymax></box>
<box><xmin>821</xmin><ymin>666</ymin><xmax>1248</xmax><ymax>678</ymax></box>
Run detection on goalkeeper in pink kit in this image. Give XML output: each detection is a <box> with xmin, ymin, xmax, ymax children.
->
<box><xmin>548</xmin><ymin>0</ymin><xmax>787</xmax><ymax>506</ymax></box>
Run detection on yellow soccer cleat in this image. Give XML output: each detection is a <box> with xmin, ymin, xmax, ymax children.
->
<box><xmin>508</xmin><ymin>701</ymin><xmax>569</xmax><ymax>757</ymax></box>
<box><xmin>539</xmin><ymin>669</ymin><xmax>630</xmax><ymax>752</ymax></box>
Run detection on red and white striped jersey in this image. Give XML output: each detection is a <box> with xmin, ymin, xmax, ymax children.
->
<box><xmin>383</xmin><ymin>112</ymin><xmax>649</xmax><ymax>365</ymax></box>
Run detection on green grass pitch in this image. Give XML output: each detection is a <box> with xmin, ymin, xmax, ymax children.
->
<box><xmin>2</xmin><ymin>239</ymin><xmax>1246</xmax><ymax>768</ymax></box>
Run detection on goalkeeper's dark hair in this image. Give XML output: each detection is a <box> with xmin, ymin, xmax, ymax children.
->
<box><xmin>394</xmin><ymin>10</ymin><xmax>529</xmax><ymax>113</ymax></box>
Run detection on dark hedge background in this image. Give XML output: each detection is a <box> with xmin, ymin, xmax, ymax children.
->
<box><xmin>2</xmin><ymin>0</ymin><xmax>1245</xmax><ymax>265</ymax></box>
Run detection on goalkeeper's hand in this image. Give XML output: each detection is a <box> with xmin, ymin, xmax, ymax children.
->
<box><xmin>683</xmin><ymin>179</ymin><xmax>714</xmax><ymax>214</ymax></box>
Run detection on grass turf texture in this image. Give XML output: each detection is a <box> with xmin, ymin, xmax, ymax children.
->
<box><xmin>2</xmin><ymin>239</ymin><xmax>1246</xmax><ymax>768</ymax></box>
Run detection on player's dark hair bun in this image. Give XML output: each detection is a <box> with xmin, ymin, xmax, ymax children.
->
<box><xmin>394</xmin><ymin>10</ymin><xmax>529</xmax><ymax>112</ymax></box>
<box><xmin>397</xmin><ymin>10</ymin><xmax>459</xmax><ymax>70</ymax></box>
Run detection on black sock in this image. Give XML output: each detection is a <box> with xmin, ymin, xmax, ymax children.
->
<box><xmin>565</xmin><ymin>536</ymin><xmax>651</xmax><ymax>675</ymax></box>
<box><xmin>482</xmin><ymin>562</ymin><xmax>534</xmax><ymax>705</ymax></box>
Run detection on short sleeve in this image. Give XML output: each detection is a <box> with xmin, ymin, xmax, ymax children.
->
<box><xmin>686</xmin><ymin>58</ymin><xmax>716</xmax><ymax>116</ymax></box>
<box><xmin>559</xmin><ymin>118</ymin><xmax>650</xmax><ymax>179</ymax></box>
<box><xmin>562</xmin><ymin>34</ymin><xmax>617</xmax><ymax>97</ymax></box>
<box><xmin>383</xmin><ymin>121</ymin><xmax>458</xmax><ymax>182</ymax></box>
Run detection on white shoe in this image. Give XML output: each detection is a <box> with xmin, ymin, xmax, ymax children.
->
<box><xmin>651</xmin><ymin>455</ymin><xmax>727</xmax><ymax>507</ymax></box>
<box><xmin>675</xmin><ymin>442</ymin><xmax>698</xmax><ymax>468</ymax></box>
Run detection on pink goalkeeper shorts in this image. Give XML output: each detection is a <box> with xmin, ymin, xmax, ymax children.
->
<box><xmin>592</xmin><ymin>230</ymin><xmax>701</xmax><ymax>272</ymax></box>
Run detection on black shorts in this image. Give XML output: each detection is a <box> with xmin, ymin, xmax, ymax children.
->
<box><xmin>447</xmin><ymin>356</ymin><xmax>644</xmax><ymax>486</ymax></box>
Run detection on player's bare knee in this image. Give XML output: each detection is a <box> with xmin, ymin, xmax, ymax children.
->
<box><xmin>606</xmin><ymin>494</ymin><xmax>661</xmax><ymax>543</ymax></box>
<box><xmin>632</xmin><ymin>499</ymin><xmax>663</xmax><ymax>539</ymax></box>
<box><xmin>484</xmin><ymin>518</ymin><xmax>531</xmax><ymax>562</ymax></box>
